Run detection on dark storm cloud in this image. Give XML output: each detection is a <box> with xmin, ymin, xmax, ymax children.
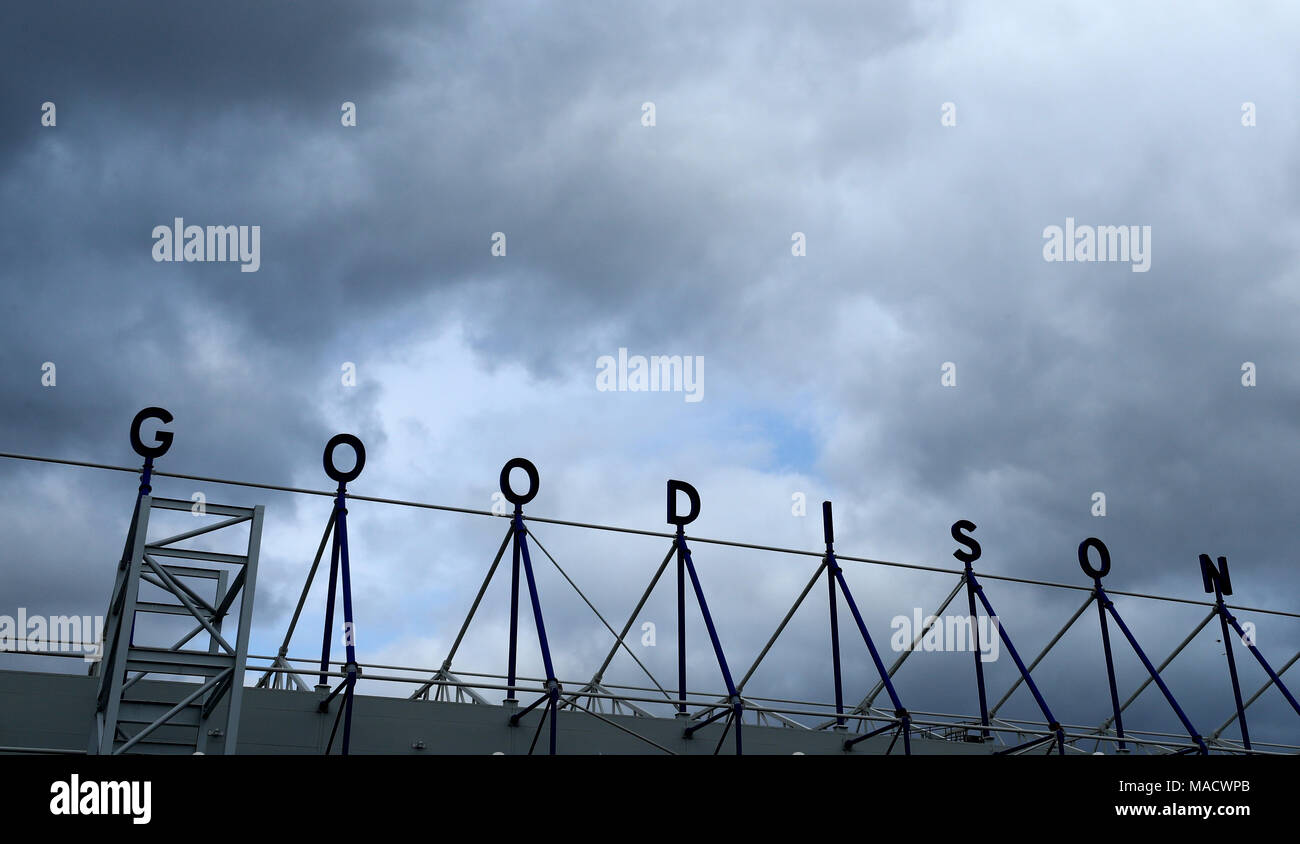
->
<box><xmin>0</xmin><ymin>0</ymin><xmax>434</xmax><ymax>632</ymax></box>
<box><xmin>0</xmin><ymin>0</ymin><xmax>427</xmax><ymax>127</ymax></box>
<box><xmin>0</xmin><ymin>0</ymin><xmax>432</xmax><ymax>456</ymax></box>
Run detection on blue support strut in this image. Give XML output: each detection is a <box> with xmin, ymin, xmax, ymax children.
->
<box><xmin>822</xmin><ymin>502</ymin><xmax>846</xmax><ymax>728</ymax></box>
<box><xmin>823</xmin><ymin>502</ymin><xmax>910</xmax><ymax>752</ymax></box>
<box><xmin>99</xmin><ymin>406</ymin><xmax>176</xmax><ymax>728</ymax></box>
<box><xmin>514</xmin><ymin>512</ymin><xmax>560</xmax><ymax>755</ymax></box>
<box><xmin>1093</xmin><ymin>579</ymin><xmax>1127</xmax><ymax>753</ymax></box>
<box><xmin>833</xmin><ymin>566</ymin><xmax>911</xmax><ymax>754</ymax></box>
<box><xmin>677</xmin><ymin>539</ymin><xmax>687</xmax><ymax>715</ymax></box>
<box><xmin>507</xmin><ymin>517</ymin><xmax>521</xmax><ymax>699</ymax></box>
<box><xmin>1212</xmin><ymin>583</ymin><xmax>1250</xmax><ymax>750</ymax></box>
<box><xmin>1097</xmin><ymin>585</ymin><xmax>1208</xmax><ymax>754</ymax></box>
<box><xmin>969</xmin><ymin>575</ymin><xmax>1066</xmax><ymax>754</ymax></box>
<box><xmin>1221</xmin><ymin>609</ymin><xmax>1300</xmax><ymax>721</ymax></box>
<box><xmin>963</xmin><ymin>563</ymin><xmax>991</xmax><ymax>739</ymax></box>
<box><xmin>676</xmin><ymin>531</ymin><xmax>744</xmax><ymax>754</ymax></box>
<box><xmin>318</xmin><ymin>434</ymin><xmax>366</xmax><ymax>755</ymax></box>
<box><xmin>1198</xmin><ymin>555</ymin><xmax>1300</xmax><ymax>728</ymax></box>
<box><xmin>336</xmin><ymin>485</ymin><xmax>358</xmax><ymax>755</ymax></box>
<box><xmin>495</xmin><ymin>459</ymin><xmax>561</xmax><ymax>753</ymax></box>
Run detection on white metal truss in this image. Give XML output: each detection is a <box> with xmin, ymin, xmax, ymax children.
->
<box><xmin>88</xmin><ymin>495</ymin><xmax>263</xmax><ymax>755</ymax></box>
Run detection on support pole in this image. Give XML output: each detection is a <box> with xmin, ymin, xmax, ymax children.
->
<box><xmin>507</xmin><ymin>510</ymin><xmax>521</xmax><ymax>702</ymax></box>
<box><xmin>952</xmin><ymin>520</ymin><xmax>990</xmax><ymax>739</ymax></box>
<box><xmin>1094</xmin><ymin>579</ymin><xmax>1127</xmax><ymax>753</ymax></box>
<box><xmin>668</xmin><ymin>479</ymin><xmax>743</xmax><ymax>753</ymax></box>
<box><xmin>819</xmin><ymin>504</ymin><xmax>912</xmax><ymax>754</ymax></box>
<box><xmin>1199</xmin><ymin>553</ymin><xmax>1300</xmax><ymax>733</ymax></box>
<box><xmin>677</xmin><ymin>533</ymin><xmax>687</xmax><ymax>716</ymax></box>
<box><xmin>971</xmin><ymin>578</ymin><xmax>1066</xmax><ymax>754</ymax></box>
<box><xmin>90</xmin><ymin>407</ymin><xmax>175</xmax><ymax>754</ymax></box>
<box><xmin>1080</xmin><ymin>538</ymin><xmax>1205</xmax><ymax>754</ymax></box>
<box><xmin>1200</xmin><ymin>554</ymin><xmax>1250</xmax><ymax>749</ymax></box>
<box><xmin>317</xmin><ymin>434</ymin><xmax>365</xmax><ymax>755</ymax></box>
<box><xmin>515</xmin><ymin>510</ymin><xmax>560</xmax><ymax>754</ymax></box>
<box><xmin>823</xmin><ymin>502</ymin><xmax>845</xmax><ymax>729</ymax></box>
<box><xmin>498</xmin><ymin>458</ymin><xmax>561</xmax><ymax>754</ymax></box>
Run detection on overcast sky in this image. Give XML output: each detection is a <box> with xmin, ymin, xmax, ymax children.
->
<box><xmin>2</xmin><ymin>1</ymin><xmax>1298</xmax><ymax>749</ymax></box>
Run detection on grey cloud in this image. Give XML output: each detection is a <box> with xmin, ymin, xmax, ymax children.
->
<box><xmin>1</xmin><ymin>1</ymin><xmax>1298</xmax><ymax>747</ymax></box>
